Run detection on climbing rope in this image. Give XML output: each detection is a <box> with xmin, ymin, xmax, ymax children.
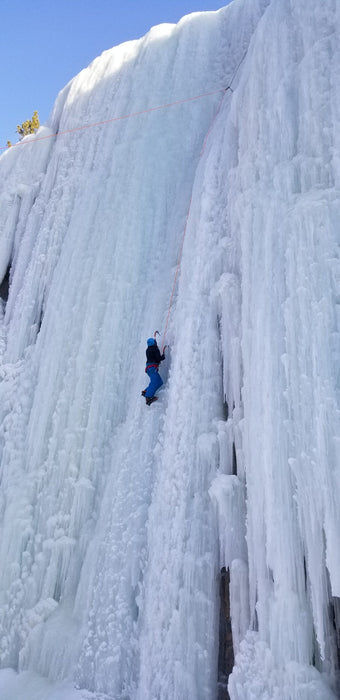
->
<box><xmin>1</xmin><ymin>48</ymin><xmax>248</xmax><ymax>153</ymax></box>
<box><xmin>0</xmin><ymin>89</ymin><xmax>226</xmax><ymax>152</ymax></box>
<box><xmin>159</xmin><ymin>51</ymin><xmax>248</xmax><ymax>352</ymax></box>
<box><xmin>1</xmin><ymin>47</ymin><xmax>248</xmax><ymax>355</ymax></box>
<box><xmin>160</xmin><ymin>87</ymin><xmax>228</xmax><ymax>353</ymax></box>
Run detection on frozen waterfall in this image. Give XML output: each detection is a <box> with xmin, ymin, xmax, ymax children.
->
<box><xmin>0</xmin><ymin>0</ymin><xmax>339</xmax><ymax>698</ymax></box>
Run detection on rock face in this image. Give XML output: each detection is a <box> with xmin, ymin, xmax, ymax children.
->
<box><xmin>218</xmin><ymin>567</ymin><xmax>234</xmax><ymax>700</ymax></box>
<box><xmin>0</xmin><ymin>264</ymin><xmax>10</xmax><ymax>303</ymax></box>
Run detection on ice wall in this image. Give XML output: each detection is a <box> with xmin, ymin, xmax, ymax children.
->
<box><xmin>0</xmin><ymin>0</ymin><xmax>339</xmax><ymax>699</ymax></box>
<box><xmin>207</xmin><ymin>0</ymin><xmax>340</xmax><ymax>697</ymax></box>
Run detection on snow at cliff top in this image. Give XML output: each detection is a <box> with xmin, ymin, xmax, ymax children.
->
<box><xmin>0</xmin><ymin>0</ymin><xmax>339</xmax><ymax>699</ymax></box>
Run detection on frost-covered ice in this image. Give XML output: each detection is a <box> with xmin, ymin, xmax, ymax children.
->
<box><xmin>0</xmin><ymin>0</ymin><xmax>339</xmax><ymax>699</ymax></box>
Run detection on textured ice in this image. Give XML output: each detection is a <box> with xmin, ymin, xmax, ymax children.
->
<box><xmin>0</xmin><ymin>0</ymin><xmax>339</xmax><ymax>698</ymax></box>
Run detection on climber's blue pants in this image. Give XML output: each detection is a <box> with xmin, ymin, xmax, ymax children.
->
<box><xmin>145</xmin><ymin>367</ymin><xmax>163</xmax><ymax>398</ymax></box>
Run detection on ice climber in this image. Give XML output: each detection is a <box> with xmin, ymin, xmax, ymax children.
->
<box><xmin>142</xmin><ymin>337</ymin><xmax>166</xmax><ymax>405</ymax></box>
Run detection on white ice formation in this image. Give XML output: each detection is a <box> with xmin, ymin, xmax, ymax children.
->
<box><xmin>0</xmin><ymin>1</ymin><xmax>339</xmax><ymax>698</ymax></box>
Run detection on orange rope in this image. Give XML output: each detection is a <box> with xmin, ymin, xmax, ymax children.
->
<box><xmin>2</xmin><ymin>44</ymin><xmax>248</xmax><ymax>359</ymax></box>
<box><xmin>0</xmin><ymin>88</ymin><xmax>226</xmax><ymax>152</ymax></box>
<box><xmin>2</xmin><ymin>84</ymin><xmax>233</xmax><ymax>352</ymax></box>
<box><xmin>1</xmin><ymin>85</ymin><xmax>229</xmax><ymax>351</ymax></box>
<box><xmin>160</xmin><ymin>87</ymin><xmax>229</xmax><ymax>352</ymax></box>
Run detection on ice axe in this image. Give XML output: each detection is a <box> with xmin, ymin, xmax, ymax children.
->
<box><xmin>154</xmin><ymin>330</ymin><xmax>167</xmax><ymax>354</ymax></box>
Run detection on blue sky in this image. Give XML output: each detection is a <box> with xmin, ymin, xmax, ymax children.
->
<box><xmin>0</xmin><ymin>0</ymin><xmax>232</xmax><ymax>150</ymax></box>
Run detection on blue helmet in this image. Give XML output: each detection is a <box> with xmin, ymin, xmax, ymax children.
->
<box><xmin>147</xmin><ymin>337</ymin><xmax>156</xmax><ymax>346</ymax></box>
